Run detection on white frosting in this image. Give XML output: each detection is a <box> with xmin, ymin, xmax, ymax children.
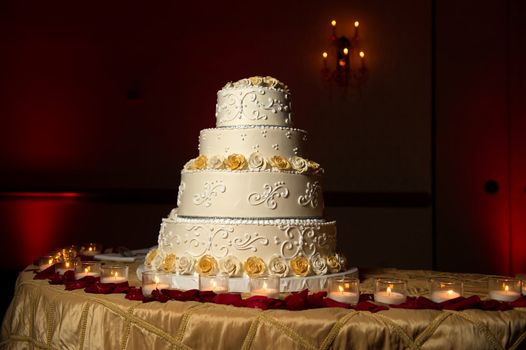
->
<box><xmin>177</xmin><ymin>171</ymin><xmax>324</xmax><ymax>218</ymax></box>
<box><xmin>156</xmin><ymin>214</ymin><xmax>337</xmax><ymax>277</ymax></box>
<box><xmin>151</xmin><ymin>76</ymin><xmax>345</xmax><ymax>278</ymax></box>
<box><xmin>215</xmin><ymin>86</ymin><xmax>292</xmax><ymax>127</ymax></box>
<box><xmin>199</xmin><ymin>126</ymin><xmax>308</xmax><ymax>158</ymax></box>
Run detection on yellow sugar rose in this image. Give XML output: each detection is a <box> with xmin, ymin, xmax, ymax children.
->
<box><xmin>307</xmin><ymin>160</ymin><xmax>324</xmax><ymax>174</ymax></box>
<box><xmin>243</xmin><ymin>256</ymin><xmax>267</xmax><ymax>277</ymax></box>
<box><xmin>145</xmin><ymin>249</ymin><xmax>157</xmax><ymax>267</ymax></box>
<box><xmin>160</xmin><ymin>254</ymin><xmax>177</xmax><ymax>272</ymax></box>
<box><xmin>269</xmin><ymin>155</ymin><xmax>291</xmax><ymax>171</ymax></box>
<box><xmin>290</xmin><ymin>255</ymin><xmax>310</xmax><ymax>277</ymax></box>
<box><xmin>326</xmin><ymin>255</ymin><xmax>341</xmax><ymax>273</ymax></box>
<box><xmin>196</xmin><ymin>255</ymin><xmax>218</xmax><ymax>276</ymax></box>
<box><xmin>224</xmin><ymin>154</ymin><xmax>247</xmax><ymax>170</ymax></box>
<box><xmin>191</xmin><ymin>155</ymin><xmax>208</xmax><ymax>170</ymax></box>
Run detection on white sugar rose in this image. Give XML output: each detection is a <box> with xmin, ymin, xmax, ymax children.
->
<box><xmin>177</xmin><ymin>255</ymin><xmax>195</xmax><ymax>275</ymax></box>
<box><xmin>268</xmin><ymin>255</ymin><xmax>289</xmax><ymax>277</ymax></box>
<box><xmin>248</xmin><ymin>152</ymin><xmax>268</xmax><ymax>170</ymax></box>
<box><xmin>151</xmin><ymin>251</ymin><xmax>165</xmax><ymax>270</ymax></box>
<box><xmin>183</xmin><ymin>159</ymin><xmax>194</xmax><ymax>170</ymax></box>
<box><xmin>290</xmin><ymin>156</ymin><xmax>309</xmax><ymax>174</ymax></box>
<box><xmin>311</xmin><ymin>253</ymin><xmax>328</xmax><ymax>275</ymax></box>
<box><xmin>219</xmin><ymin>256</ymin><xmax>241</xmax><ymax>277</ymax></box>
<box><xmin>208</xmin><ymin>155</ymin><xmax>225</xmax><ymax>169</ymax></box>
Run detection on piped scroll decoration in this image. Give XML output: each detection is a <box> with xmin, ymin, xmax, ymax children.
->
<box><xmin>192</xmin><ymin>181</ymin><xmax>226</xmax><ymax>207</ymax></box>
<box><xmin>247</xmin><ymin>182</ymin><xmax>289</xmax><ymax>209</ymax></box>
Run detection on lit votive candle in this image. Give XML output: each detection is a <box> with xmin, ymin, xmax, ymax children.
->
<box><xmin>80</xmin><ymin>243</ymin><xmax>102</xmax><ymax>257</ymax></box>
<box><xmin>327</xmin><ymin>277</ymin><xmax>359</xmax><ymax>304</ymax></box>
<box><xmin>374</xmin><ymin>279</ymin><xmax>408</xmax><ymax>305</ymax></box>
<box><xmin>61</xmin><ymin>246</ymin><xmax>79</xmax><ymax>261</ymax></box>
<box><xmin>36</xmin><ymin>256</ymin><xmax>56</xmax><ymax>271</ymax></box>
<box><xmin>199</xmin><ymin>274</ymin><xmax>229</xmax><ymax>294</ymax></box>
<box><xmin>142</xmin><ymin>271</ymin><xmax>170</xmax><ymax>297</ymax></box>
<box><xmin>429</xmin><ymin>278</ymin><xmax>463</xmax><ymax>303</ymax></box>
<box><xmin>55</xmin><ymin>261</ymin><xmax>76</xmax><ymax>275</ymax></box>
<box><xmin>250</xmin><ymin>275</ymin><xmax>280</xmax><ymax>298</ymax></box>
<box><xmin>488</xmin><ymin>278</ymin><xmax>521</xmax><ymax>302</ymax></box>
<box><xmin>100</xmin><ymin>265</ymin><xmax>129</xmax><ymax>283</ymax></box>
<box><xmin>75</xmin><ymin>261</ymin><xmax>101</xmax><ymax>279</ymax></box>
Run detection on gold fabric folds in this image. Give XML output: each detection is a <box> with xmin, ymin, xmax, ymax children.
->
<box><xmin>1</xmin><ymin>266</ymin><xmax>526</xmax><ymax>349</ymax></box>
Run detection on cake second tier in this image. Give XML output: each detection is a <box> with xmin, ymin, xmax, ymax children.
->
<box><xmin>177</xmin><ymin>170</ymin><xmax>325</xmax><ymax>218</ymax></box>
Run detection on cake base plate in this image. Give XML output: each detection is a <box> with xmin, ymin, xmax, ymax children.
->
<box><xmin>136</xmin><ymin>265</ymin><xmax>358</xmax><ymax>293</ymax></box>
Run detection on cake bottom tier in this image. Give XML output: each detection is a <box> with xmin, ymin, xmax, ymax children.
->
<box><xmin>145</xmin><ymin>210</ymin><xmax>348</xmax><ymax>277</ymax></box>
<box><xmin>137</xmin><ymin>265</ymin><xmax>358</xmax><ymax>293</ymax></box>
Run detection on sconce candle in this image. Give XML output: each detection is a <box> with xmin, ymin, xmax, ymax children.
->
<box><xmin>142</xmin><ymin>271</ymin><xmax>171</xmax><ymax>297</ymax></box>
<box><xmin>75</xmin><ymin>262</ymin><xmax>101</xmax><ymax>279</ymax></box>
<box><xmin>488</xmin><ymin>278</ymin><xmax>521</xmax><ymax>302</ymax></box>
<box><xmin>353</xmin><ymin>21</ymin><xmax>359</xmax><ymax>38</ymax></box>
<box><xmin>100</xmin><ymin>265</ymin><xmax>129</xmax><ymax>283</ymax></box>
<box><xmin>327</xmin><ymin>277</ymin><xmax>359</xmax><ymax>304</ymax></box>
<box><xmin>250</xmin><ymin>275</ymin><xmax>280</xmax><ymax>298</ymax></box>
<box><xmin>199</xmin><ymin>275</ymin><xmax>229</xmax><ymax>294</ymax></box>
<box><xmin>374</xmin><ymin>279</ymin><xmax>408</xmax><ymax>305</ymax></box>
<box><xmin>429</xmin><ymin>278</ymin><xmax>463</xmax><ymax>303</ymax></box>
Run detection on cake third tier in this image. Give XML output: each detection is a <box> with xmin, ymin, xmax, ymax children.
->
<box><xmin>177</xmin><ymin>170</ymin><xmax>324</xmax><ymax>218</ymax></box>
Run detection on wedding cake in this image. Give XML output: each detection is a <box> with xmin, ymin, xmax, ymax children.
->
<box><xmin>144</xmin><ymin>76</ymin><xmax>350</xmax><ymax>288</ymax></box>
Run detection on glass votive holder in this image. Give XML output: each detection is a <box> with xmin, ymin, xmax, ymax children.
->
<box><xmin>488</xmin><ymin>277</ymin><xmax>521</xmax><ymax>302</ymax></box>
<box><xmin>100</xmin><ymin>265</ymin><xmax>129</xmax><ymax>283</ymax></box>
<box><xmin>36</xmin><ymin>255</ymin><xmax>56</xmax><ymax>271</ymax></box>
<box><xmin>429</xmin><ymin>278</ymin><xmax>463</xmax><ymax>303</ymax></box>
<box><xmin>80</xmin><ymin>243</ymin><xmax>102</xmax><ymax>257</ymax></box>
<box><xmin>141</xmin><ymin>271</ymin><xmax>172</xmax><ymax>297</ymax></box>
<box><xmin>199</xmin><ymin>274</ymin><xmax>229</xmax><ymax>293</ymax></box>
<box><xmin>374</xmin><ymin>278</ymin><xmax>408</xmax><ymax>305</ymax></box>
<box><xmin>75</xmin><ymin>261</ymin><xmax>101</xmax><ymax>279</ymax></box>
<box><xmin>61</xmin><ymin>246</ymin><xmax>79</xmax><ymax>260</ymax></box>
<box><xmin>327</xmin><ymin>277</ymin><xmax>360</xmax><ymax>304</ymax></box>
<box><xmin>55</xmin><ymin>260</ymin><xmax>76</xmax><ymax>275</ymax></box>
<box><xmin>249</xmin><ymin>275</ymin><xmax>280</xmax><ymax>298</ymax></box>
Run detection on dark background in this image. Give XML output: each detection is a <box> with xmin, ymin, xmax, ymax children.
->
<box><xmin>0</xmin><ymin>0</ymin><xmax>524</xmax><ymax>317</ymax></box>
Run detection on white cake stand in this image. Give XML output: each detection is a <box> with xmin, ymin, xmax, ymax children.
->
<box><xmin>136</xmin><ymin>264</ymin><xmax>358</xmax><ymax>293</ymax></box>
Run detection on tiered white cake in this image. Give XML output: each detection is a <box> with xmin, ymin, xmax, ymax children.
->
<box><xmin>144</xmin><ymin>76</ymin><xmax>351</xmax><ymax>290</ymax></box>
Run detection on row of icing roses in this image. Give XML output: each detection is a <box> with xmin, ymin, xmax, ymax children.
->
<box><xmin>145</xmin><ymin>249</ymin><xmax>347</xmax><ymax>277</ymax></box>
<box><xmin>184</xmin><ymin>153</ymin><xmax>324</xmax><ymax>174</ymax></box>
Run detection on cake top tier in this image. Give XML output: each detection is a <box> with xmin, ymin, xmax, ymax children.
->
<box><xmin>215</xmin><ymin>76</ymin><xmax>293</xmax><ymax>128</ymax></box>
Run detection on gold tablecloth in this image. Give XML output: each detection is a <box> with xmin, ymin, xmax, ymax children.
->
<box><xmin>2</xmin><ymin>265</ymin><xmax>526</xmax><ymax>349</ymax></box>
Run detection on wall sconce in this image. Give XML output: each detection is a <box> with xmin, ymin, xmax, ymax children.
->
<box><xmin>321</xmin><ymin>19</ymin><xmax>368</xmax><ymax>92</ymax></box>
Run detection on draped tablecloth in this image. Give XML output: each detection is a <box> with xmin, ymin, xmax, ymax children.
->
<box><xmin>2</xmin><ymin>265</ymin><xmax>526</xmax><ymax>350</ymax></box>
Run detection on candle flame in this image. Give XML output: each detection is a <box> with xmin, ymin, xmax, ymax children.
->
<box><xmin>322</xmin><ymin>52</ymin><xmax>328</xmax><ymax>59</ymax></box>
<box><xmin>387</xmin><ymin>287</ymin><xmax>392</xmax><ymax>294</ymax></box>
<box><xmin>343</xmin><ymin>48</ymin><xmax>349</xmax><ymax>55</ymax></box>
<box><xmin>48</xmin><ymin>259</ymin><xmax>53</xmax><ymax>265</ymax></box>
<box><xmin>88</xmin><ymin>247</ymin><xmax>93</xmax><ymax>252</ymax></box>
<box><xmin>447</xmin><ymin>290</ymin><xmax>453</xmax><ymax>295</ymax></box>
<box><xmin>505</xmin><ymin>285</ymin><xmax>509</xmax><ymax>292</ymax></box>
<box><xmin>338</xmin><ymin>285</ymin><xmax>344</xmax><ymax>293</ymax></box>
<box><xmin>212</xmin><ymin>280</ymin><xmax>217</xmax><ymax>288</ymax></box>
<box><xmin>263</xmin><ymin>281</ymin><xmax>267</xmax><ymax>289</ymax></box>
<box><xmin>338</xmin><ymin>59</ymin><xmax>346</xmax><ymax>67</ymax></box>
<box><xmin>84</xmin><ymin>267</ymin><xmax>89</xmax><ymax>273</ymax></box>
<box><xmin>331</xmin><ymin>20</ymin><xmax>336</xmax><ymax>27</ymax></box>
<box><xmin>114</xmin><ymin>271</ymin><xmax>119</xmax><ymax>278</ymax></box>
<box><xmin>359</xmin><ymin>51</ymin><xmax>365</xmax><ymax>58</ymax></box>
<box><xmin>65</xmin><ymin>262</ymin><xmax>70</xmax><ymax>268</ymax></box>
<box><xmin>154</xmin><ymin>276</ymin><xmax>160</xmax><ymax>284</ymax></box>
<box><xmin>354</xmin><ymin>21</ymin><xmax>359</xmax><ymax>28</ymax></box>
